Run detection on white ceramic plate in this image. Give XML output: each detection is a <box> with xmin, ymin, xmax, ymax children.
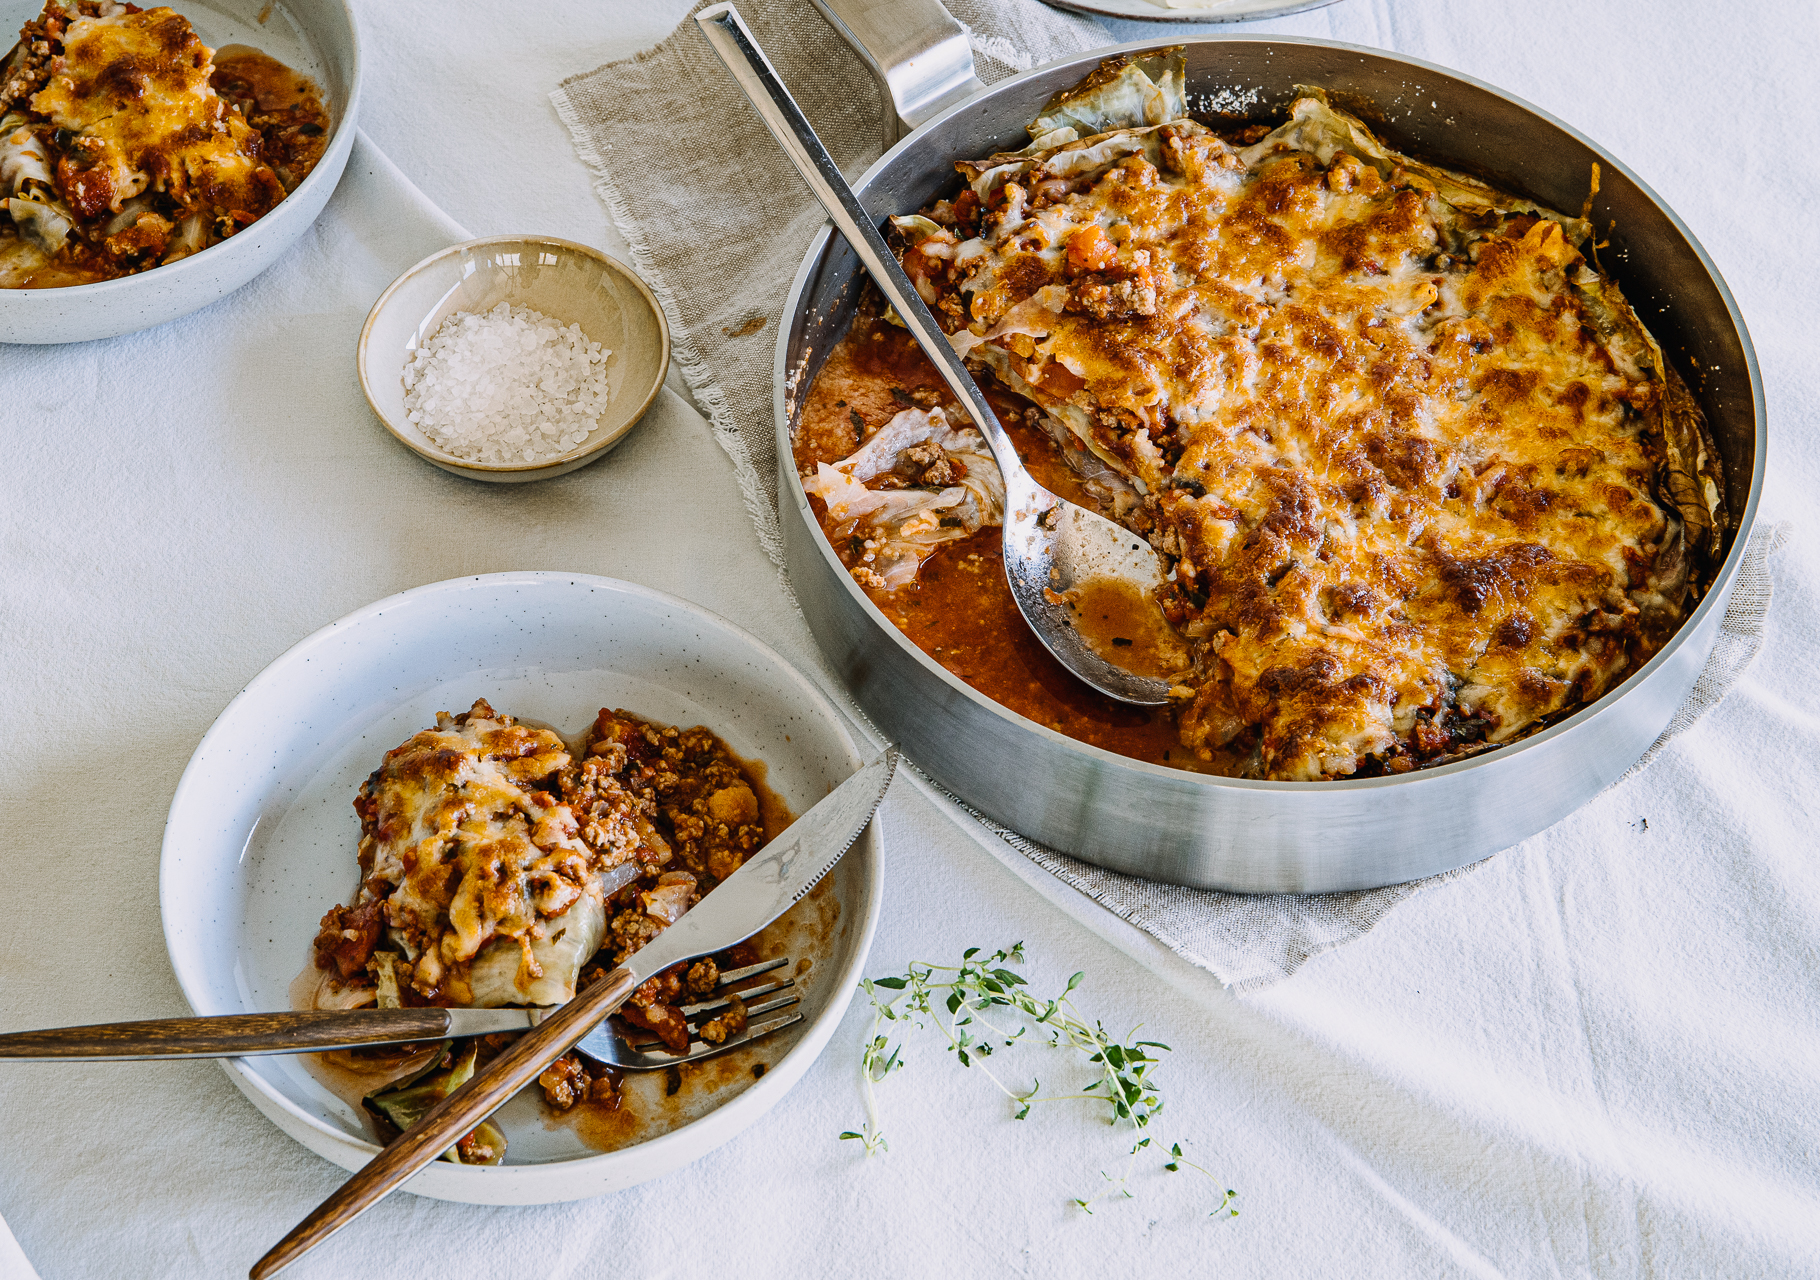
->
<box><xmin>159</xmin><ymin>574</ymin><xmax>882</xmax><ymax>1205</ymax></box>
<box><xmin>1042</xmin><ymin>0</ymin><xmax>1340</xmax><ymax>23</ymax></box>
<box><xmin>0</xmin><ymin>0</ymin><xmax>361</xmax><ymax>344</ymax></box>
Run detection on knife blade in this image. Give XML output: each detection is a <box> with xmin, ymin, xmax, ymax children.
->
<box><xmin>250</xmin><ymin>746</ymin><xmax>896</xmax><ymax>1280</ymax></box>
<box><xmin>611</xmin><ymin>748</ymin><xmax>896</xmax><ymax>989</ymax></box>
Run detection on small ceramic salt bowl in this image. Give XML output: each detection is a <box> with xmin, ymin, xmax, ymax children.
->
<box><xmin>357</xmin><ymin>235</ymin><xmax>669</xmax><ymax>483</ymax></box>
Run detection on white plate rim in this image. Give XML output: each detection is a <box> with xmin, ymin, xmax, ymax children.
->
<box><xmin>157</xmin><ymin>571</ymin><xmax>883</xmax><ymax>1196</ymax></box>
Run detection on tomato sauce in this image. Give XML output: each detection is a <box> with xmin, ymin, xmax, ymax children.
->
<box><xmin>797</xmin><ymin>312</ymin><xmax>1237</xmax><ymax>775</ymax></box>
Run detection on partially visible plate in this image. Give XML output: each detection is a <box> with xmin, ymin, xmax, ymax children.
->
<box><xmin>1043</xmin><ymin>0</ymin><xmax>1341</xmax><ymax>23</ymax></box>
<box><xmin>159</xmin><ymin>573</ymin><xmax>882</xmax><ymax>1205</ymax></box>
<box><xmin>0</xmin><ymin>0</ymin><xmax>361</xmax><ymax>343</ymax></box>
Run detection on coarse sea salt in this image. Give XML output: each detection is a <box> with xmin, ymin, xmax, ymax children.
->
<box><xmin>402</xmin><ymin>302</ymin><xmax>614</xmax><ymax>465</ymax></box>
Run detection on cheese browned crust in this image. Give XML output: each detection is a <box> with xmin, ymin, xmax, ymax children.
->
<box><xmin>312</xmin><ymin>701</ymin><xmax>775</xmax><ymax>1016</ymax></box>
<box><xmin>29</xmin><ymin>6</ymin><xmax>279</xmax><ymax>222</ymax></box>
<box><xmin>894</xmin><ymin>71</ymin><xmax>1724</xmax><ymax>780</ymax></box>
<box><xmin>340</xmin><ymin>699</ymin><xmax>666</xmax><ymax>1006</ymax></box>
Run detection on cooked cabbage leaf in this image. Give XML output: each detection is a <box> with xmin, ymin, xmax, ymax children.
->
<box><xmin>803</xmin><ymin>406</ymin><xmax>1006</xmax><ymax>590</ymax></box>
<box><xmin>364</xmin><ymin>1040</ymin><xmax>505</xmax><ymax>1165</ymax></box>
<box><xmin>466</xmin><ymin>888</ymin><xmax>606</xmax><ymax>1008</ymax></box>
<box><xmin>1241</xmin><ymin>89</ymin><xmax>1594</xmax><ymax>246</ymax></box>
<box><xmin>1026</xmin><ymin>48</ymin><xmax>1187</xmax><ymax>150</ymax></box>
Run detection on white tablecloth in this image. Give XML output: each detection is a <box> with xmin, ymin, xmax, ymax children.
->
<box><xmin>1</xmin><ymin>1</ymin><xmax>1816</xmax><ymax>1276</ymax></box>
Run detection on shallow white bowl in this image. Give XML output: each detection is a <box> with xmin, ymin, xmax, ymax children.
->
<box><xmin>0</xmin><ymin>0</ymin><xmax>361</xmax><ymax>344</ymax></box>
<box><xmin>159</xmin><ymin>573</ymin><xmax>882</xmax><ymax>1204</ymax></box>
<box><xmin>357</xmin><ymin>236</ymin><xmax>671</xmax><ymax>483</ymax></box>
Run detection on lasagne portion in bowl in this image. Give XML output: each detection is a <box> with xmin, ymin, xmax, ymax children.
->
<box><xmin>0</xmin><ymin>0</ymin><xmax>328</xmax><ymax>287</ymax></box>
<box><xmin>801</xmin><ymin>51</ymin><xmax>1725</xmax><ymax>781</ymax></box>
<box><xmin>307</xmin><ymin>699</ymin><xmax>778</xmax><ymax>1162</ymax></box>
<box><xmin>313</xmin><ymin>699</ymin><xmax>639</xmax><ymax>1009</ymax></box>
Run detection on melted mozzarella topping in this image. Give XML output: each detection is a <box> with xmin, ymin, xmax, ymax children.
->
<box><xmin>29</xmin><ymin>6</ymin><xmax>278</xmax><ymax>222</ymax></box>
<box><xmin>357</xmin><ymin>701</ymin><xmax>606</xmax><ymax>1005</ymax></box>
<box><xmin>908</xmin><ymin>104</ymin><xmax>1686</xmax><ymax>780</ymax></box>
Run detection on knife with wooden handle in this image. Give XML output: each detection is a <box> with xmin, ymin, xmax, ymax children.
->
<box><xmin>249</xmin><ymin>746</ymin><xmax>896</xmax><ymax>1280</ymax></box>
<box><xmin>0</xmin><ymin>1007</ymin><xmax>554</xmax><ymax>1061</ymax></box>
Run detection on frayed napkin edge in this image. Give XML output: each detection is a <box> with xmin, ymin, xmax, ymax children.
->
<box><xmin>549</xmin><ymin>80</ymin><xmax>789</xmax><ymax>574</ymax></box>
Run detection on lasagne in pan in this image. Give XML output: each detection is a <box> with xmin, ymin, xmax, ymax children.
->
<box><xmin>0</xmin><ymin>0</ymin><xmax>327</xmax><ymax>287</ymax></box>
<box><xmin>801</xmin><ymin>51</ymin><xmax>1725</xmax><ymax>782</ymax></box>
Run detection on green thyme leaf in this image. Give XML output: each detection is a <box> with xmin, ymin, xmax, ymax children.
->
<box><xmin>840</xmin><ymin>943</ymin><xmax>1238</xmax><ymax>1216</ymax></box>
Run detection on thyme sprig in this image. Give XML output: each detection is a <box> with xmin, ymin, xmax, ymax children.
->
<box><xmin>1166</xmin><ymin>1140</ymin><xmax>1241</xmax><ymax>1218</ymax></box>
<box><xmin>839</xmin><ymin>943</ymin><xmax>1236</xmax><ymax>1218</ymax></box>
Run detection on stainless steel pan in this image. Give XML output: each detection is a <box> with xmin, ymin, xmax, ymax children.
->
<box><xmin>773</xmin><ymin>0</ymin><xmax>1765</xmax><ymax>893</ymax></box>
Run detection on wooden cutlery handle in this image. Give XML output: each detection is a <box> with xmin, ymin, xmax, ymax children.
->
<box><xmin>0</xmin><ymin>1009</ymin><xmax>452</xmax><ymax>1060</ymax></box>
<box><xmin>251</xmin><ymin>965</ymin><xmax>640</xmax><ymax>1279</ymax></box>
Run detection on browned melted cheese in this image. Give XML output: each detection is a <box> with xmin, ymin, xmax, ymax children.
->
<box><xmin>354</xmin><ymin>700</ymin><xmax>642</xmax><ymax>1003</ymax></box>
<box><xmin>901</xmin><ymin>106</ymin><xmax>1687</xmax><ymax>780</ymax></box>
<box><xmin>30</xmin><ymin>6</ymin><xmax>281</xmax><ymax>222</ymax></box>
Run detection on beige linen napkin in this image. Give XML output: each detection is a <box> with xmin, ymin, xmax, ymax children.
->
<box><xmin>552</xmin><ymin>0</ymin><xmax>1104</xmax><ymax>565</ymax></box>
<box><xmin>551</xmin><ymin>3</ymin><xmax>1786</xmax><ymax>989</ymax></box>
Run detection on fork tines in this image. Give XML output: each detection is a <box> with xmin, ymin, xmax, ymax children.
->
<box><xmin>618</xmin><ymin>956</ymin><xmax>803</xmax><ymax>1064</ymax></box>
<box><xmin>623</xmin><ymin>1010</ymin><xmax>804</xmax><ymax>1068</ymax></box>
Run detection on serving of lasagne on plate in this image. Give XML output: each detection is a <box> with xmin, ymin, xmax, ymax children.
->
<box><xmin>797</xmin><ymin>50</ymin><xmax>1726</xmax><ymax>783</ymax></box>
<box><xmin>307</xmin><ymin>698</ymin><xmax>780</xmax><ymax>1164</ymax></box>
<box><xmin>0</xmin><ymin>0</ymin><xmax>328</xmax><ymax>287</ymax></box>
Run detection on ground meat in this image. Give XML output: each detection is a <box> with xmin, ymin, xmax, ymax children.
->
<box><xmin>539</xmin><ymin>1053</ymin><xmax>590</xmax><ymax>1111</ymax></box>
<box><xmin>900</xmin><ymin>439</ymin><xmax>957</xmax><ymax>486</ymax></box>
<box><xmin>0</xmin><ymin>1</ymin><xmax>75</xmax><ymax>109</ymax></box>
<box><xmin>686</xmin><ymin>958</ymin><xmax>720</xmax><ymax>996</ymax></box>
<box><xmin>312</xmin><ymin>901</ymin><xmax>384</xmax><ymax>981</ymax></box>
<box><xmin>573</xmin><ymin>711</ymin><xmax>768</xmax><ymax>895</ymax></box>
<box><xmin>536</xmin><ymin>1051</ymin><xmax>621</xmax><ymax>1113</ymax></box>
<box><xmin>455</xmin><ymin>1126</ymin><xmax>503</xmax><ymax>1164</ymax></box>
<box><xmin>698</xmin><ymin>994</ymin><xmax>748</xmax><ymax>1045</ymax></box>
<box><xmin>632</xmin><ymin>966</ymin><xmax>685</xmax><ymax>1008</ymax></box>
<box><xmin>1067</xmin><ymin>262</ymin><xmax>1159</xmax><ymax>319</ymax></box>
<box><xmin>719</xmin><ymin>941</ymin><xmax>762</xmax><ymax>969</ymax></box>
<box><xmin>607</xmin><ymin>905</ymin><xmax>661</xmax><ymax>961</ymax></box>
<box><xmin>565</xmin><ymin>724</ymin><xmax>666</xmax><ymax>871</ymax></box>
<box><xmin>621</xmin><ymin>1000</ymin><xmax>690</xmax><ymax>1054</ymax></box>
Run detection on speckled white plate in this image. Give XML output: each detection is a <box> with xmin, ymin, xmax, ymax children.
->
<box><xmin>158</xmin><ymin>573</ymin><xmax>882</xmax><ymax>1204</ymax></box>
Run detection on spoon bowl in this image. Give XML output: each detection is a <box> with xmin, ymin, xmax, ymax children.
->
<box><xmin>1000</xmin><ymin>471</ymin><xmax>1176</xmax><ymax>704</ymax></box>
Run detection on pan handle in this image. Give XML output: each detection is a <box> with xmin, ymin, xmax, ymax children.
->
<box><xmin>808</xmin><ymin>0</ymin><xmax>983</xmax><ymax>150</ymax></box>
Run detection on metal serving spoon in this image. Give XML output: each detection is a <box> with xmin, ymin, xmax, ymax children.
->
<box><xmin>698</xmin><ymin>3</ymin><xmax>1172</xmax><ymax>706</ymax></box>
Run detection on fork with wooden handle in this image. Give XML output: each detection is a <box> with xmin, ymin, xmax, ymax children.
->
<box><xmin>0</xmin><ymin>956</ymin><xmax>801</xmax><ymax>1065</ymax></box>
<box><xmin>248</xmin><ymin>746</ymin><xmax>896</xmax><ymax>1279</ymax></box>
